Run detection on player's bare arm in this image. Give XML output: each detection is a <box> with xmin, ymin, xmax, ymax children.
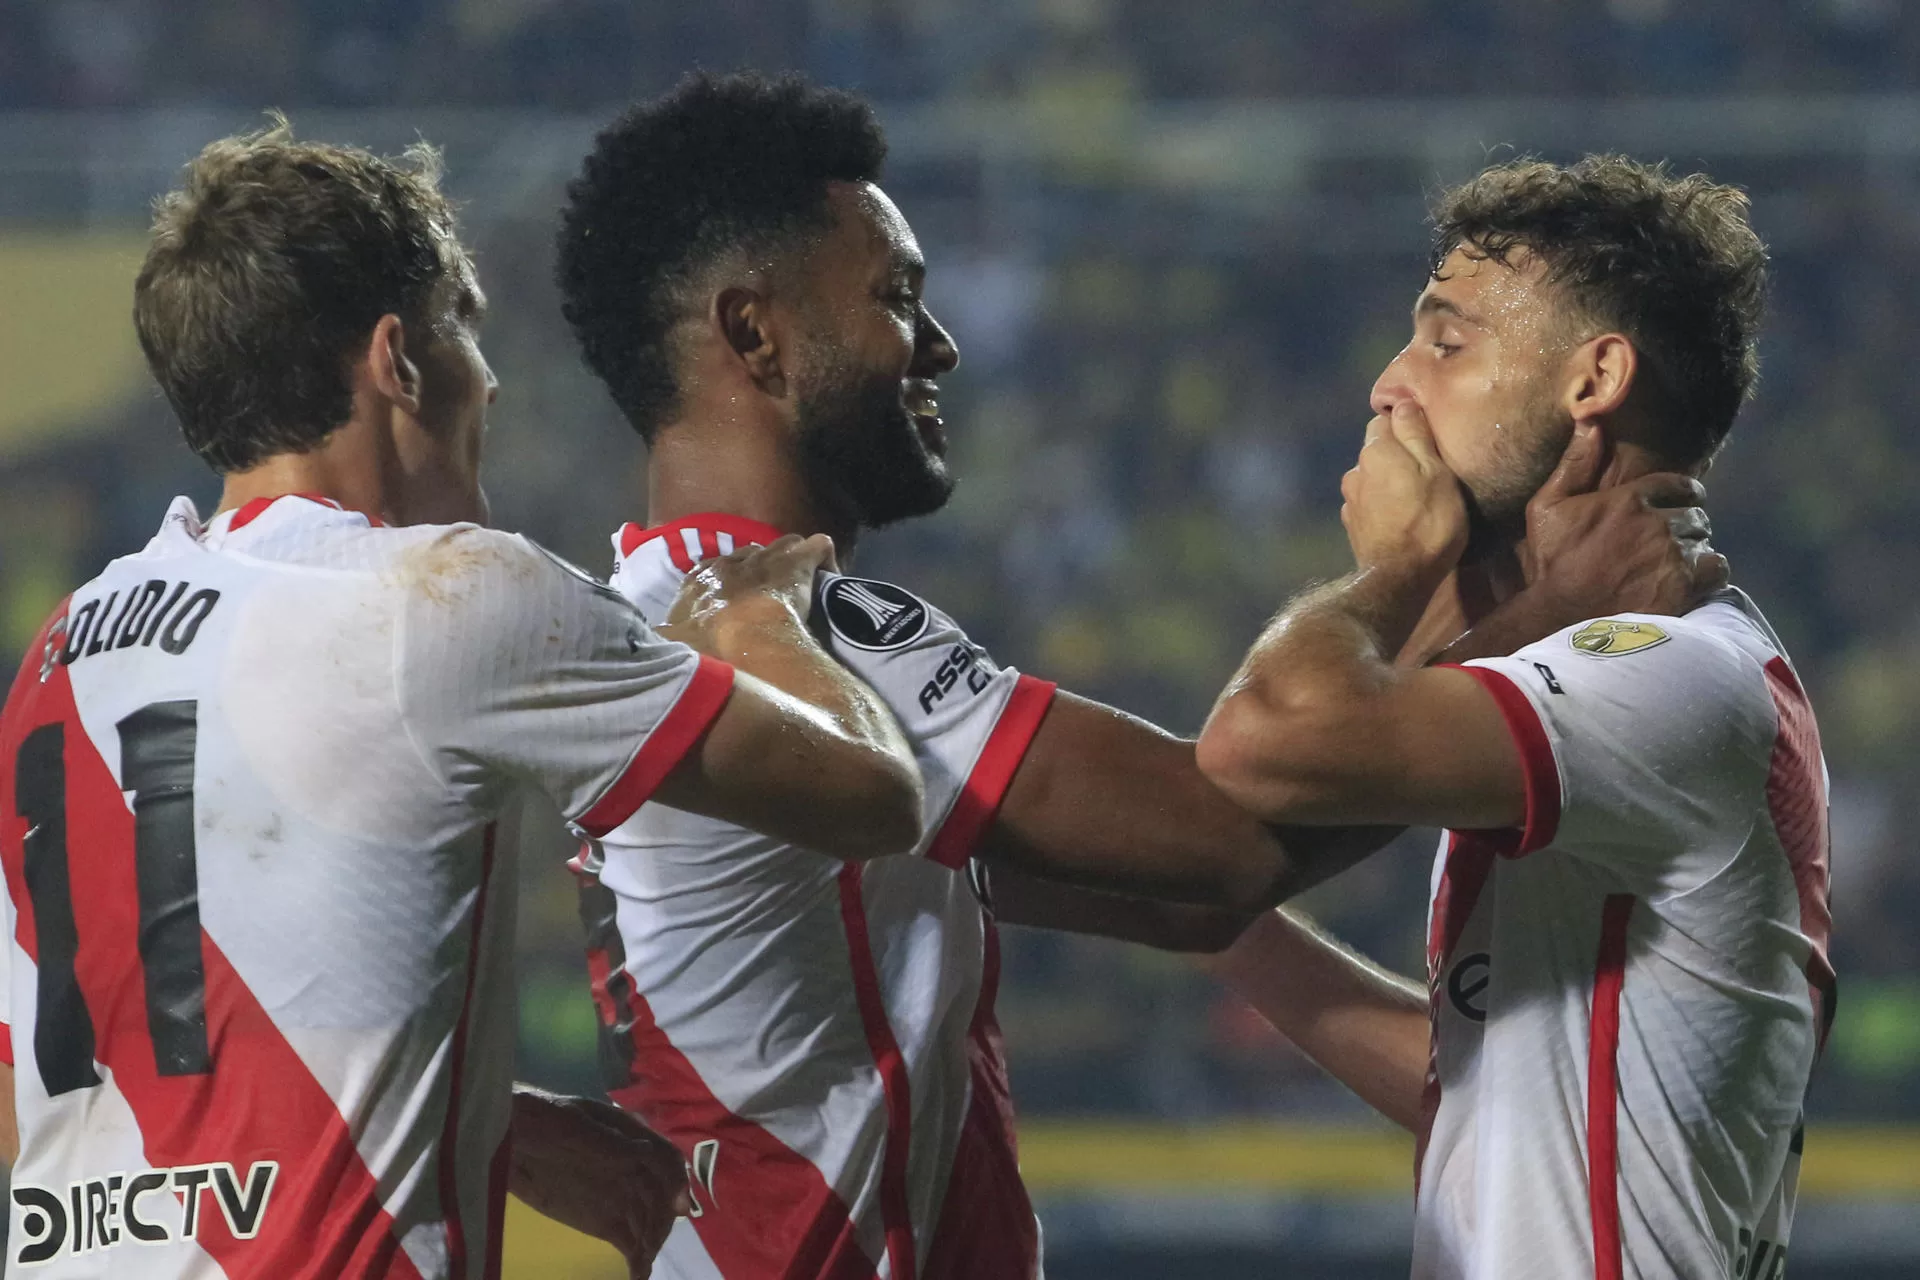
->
<box><xmin>654</xmin><ymin>533</ymin><xmax>923</xmax><ymax>859</ymax></box>
<box><xmin>507</xmin><ymin>1085</ymin><xmax>690</xmax><ymax>1280</ymax></box>
<box><xmin>1196</xmin><ymin>404</ymin><xmax>1715</xmax><ymax>829</ymax></box>
<box><xmin>974</xmin><ymin>693</ymin><xmax>1396</xmax><ymax>916</ymax></box>
<box><xmin>984</xmin><ymin>415</ymin><xmax>1729</xmax><ymax>946</ymax></box>
<box><xmin>1202</xmin><ymin>909</ymin><xmax>1430</xmax><ymax>1130</ymax></box>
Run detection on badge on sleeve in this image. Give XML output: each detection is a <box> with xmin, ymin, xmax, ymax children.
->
<box><xmin>1570</xmin><ymin>619</ymin><xmax>1670</xmax><ymax>657</ymax></box>
<box><xmin>822</xmin><ymin>577</ymin><xmax>931</xmax><ymax>651</ymax></box>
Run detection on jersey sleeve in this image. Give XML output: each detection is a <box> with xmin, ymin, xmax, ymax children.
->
<box><xmin>812</xmin><ymin>574</ymin><xmax>1055</xmax><ymax>869</ymax></box>
<box><xmin>1448</xmin><ymin>611</ymin><xmax>1778</xmax><ymax>885</ymax></box>
<box><xmin>395</xmin><ymin>528</ymin><xmax>734</xmax><ymax>836</ymax></box>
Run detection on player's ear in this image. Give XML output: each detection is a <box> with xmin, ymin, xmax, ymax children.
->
<box><xmin>715</xmin><ymin>286</ymin><xmax>785</xmax><ymax>398</ymax></box>
<box><xmin>366</xmin><ymin>313</ymin><xmax>424</xmax><ymax>415</ymax></box>
<box><xmin>1562</xmin><ymin>332</ymin><xmax>1636</xmax><ymax>422</ymax></box>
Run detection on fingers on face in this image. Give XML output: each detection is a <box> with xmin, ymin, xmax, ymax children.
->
<box><xmin>1635</xmin><ymin>473</ymin><xmax>1706</xmax><ymax>509</ymax></box>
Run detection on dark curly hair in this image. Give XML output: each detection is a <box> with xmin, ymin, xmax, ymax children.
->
<box><xmin>556</xmin><ymin>72</ymin><xmax>888</xmax><ymax>443</ymax></box>
<box><xmin>135</xmin><ymin>115</ymin><xmax>460</xmax><ymax>473</ymax></box>
<box><xmin>1431</xmin><ymin>155</ymin><xmax>1768</xmax><ymax>467</ymax></box>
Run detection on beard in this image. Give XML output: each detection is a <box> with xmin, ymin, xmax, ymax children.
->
<box><xmin>794</xmin><ymin>354</ymin><xmax>955</xmax><ymax>531</ymax></box>
<box><xmin>1459</xmin><ymin>382</ymin><xmax>1573</xmax><ymax>560</ymax></box>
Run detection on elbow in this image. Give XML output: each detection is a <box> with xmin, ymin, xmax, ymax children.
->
<box><xmin>832</xmin><ymin>753</ymin><xmax>926</xmax><ymax>861</ymax></box>
<box><xmin>1196</xmin><ymin>694</ymin><xmax>1324</xmax><ymax>825</ymax></box>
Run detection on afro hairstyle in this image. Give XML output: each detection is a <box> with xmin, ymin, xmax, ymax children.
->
<box><xmin>557</xmin><ymin>71</ymin><xmax>888</xmax><ymax>442</ymax></box>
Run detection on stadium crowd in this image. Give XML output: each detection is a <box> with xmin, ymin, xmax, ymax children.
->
<box><xmin>4</xmin><ymin>0</ymin><xmax>1920</xmax><ymax>109</ymax></box>
<box><xmin>1</xmin><ymin>0</ymin><xmax>1916</xmax><ymax>1133</ymax></box>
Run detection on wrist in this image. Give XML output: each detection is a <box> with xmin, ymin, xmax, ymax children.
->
<box><xmin>1343</xmin><ymin>563</ymin><xmax>1447</xmax><ymax>653</ymax></box>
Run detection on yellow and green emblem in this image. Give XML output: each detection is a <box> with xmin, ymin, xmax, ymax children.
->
<box><xmin>1569</xmin><ymin>619</ymin><xmax>1670</xmax><ymax>657</ymax></box>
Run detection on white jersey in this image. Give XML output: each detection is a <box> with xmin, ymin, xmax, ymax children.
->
<box><xmin>581</xmin><ymin>514</ymin><xmax>1056</xmax><ymax>1280</ymax></box>
<box><xmin>1418</xmin><ymin>591</ymin><xmax>1833</xmax><ymax>1280</ymax></box>
<box><xmin>0</xmin><ymin>494</ymin><xmax>733</xmax><ymax>1279</ymax></box>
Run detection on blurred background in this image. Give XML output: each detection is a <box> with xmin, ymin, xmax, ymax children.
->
<box><xmin>4</xmin><ymin>1</ymin><xmax>1920</xmax><ymax>1276</ymax></box>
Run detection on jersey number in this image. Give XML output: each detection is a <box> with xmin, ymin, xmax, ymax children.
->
<box><xmin>14</xmin><ymin>701</ymin><xmax>210</xmax><ymax>1096</ymax></box>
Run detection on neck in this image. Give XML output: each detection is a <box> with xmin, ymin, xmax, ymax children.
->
<box><xmin>216</xmin><ymin>419</ymin><xmax>395</xmax><ymax>527</ymax></box>
<box><xmin>645</xmin><ymin>413</ymin><xmax>862</xmax><ymax>555</ymax></box>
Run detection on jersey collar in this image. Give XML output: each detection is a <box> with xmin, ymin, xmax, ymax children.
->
<box><xmin>617</xmin><ymin>512</ymin><xmax>788</xmax><ymax>559</ymax></box>
<box><xmin>221</xmin><ymin>492</ymin><xmax>379</xmax><ymax>533</ymax></box>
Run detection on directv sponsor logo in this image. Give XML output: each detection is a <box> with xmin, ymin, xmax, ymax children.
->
<box><xmin>12</xmin><ymin>1161</ymin><xmax>278</xmax><ymax>1266</ymax></box>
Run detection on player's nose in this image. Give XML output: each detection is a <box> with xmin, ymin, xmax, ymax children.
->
<box><xmin>1369</xmin><ymin>355</ymin><xmax>1413</xmax><ymax>417</ymax></box>
<box><xmin>915</xmin><ymin>306</ymin><xmax>959</xmax><ymax>376</ymax></box>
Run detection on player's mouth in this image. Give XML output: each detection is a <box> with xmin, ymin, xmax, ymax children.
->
<box><xmin>904</xmin><ymin>379</ymin><xmax>946</xmax><ymax>456</ymax></box>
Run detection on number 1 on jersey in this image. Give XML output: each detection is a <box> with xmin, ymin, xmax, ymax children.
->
<box><xmin>11</xmin><ymin>700</ymin><xmax>210</xmax><ymax>1097</ymax></box>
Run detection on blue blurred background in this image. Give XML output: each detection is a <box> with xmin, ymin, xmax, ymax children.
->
<box><xmin>2</xmin><ymin>2</ymin><xmax>1918</xmax><ymax>1276</ymax></box>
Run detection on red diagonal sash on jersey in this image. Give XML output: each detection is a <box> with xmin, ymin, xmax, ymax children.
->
<box><xmin>582</xmin><ymin>920</ymin><xmax>880</xmax><ymax>1280</ymax></box>
<box><xmin>1762</xmin><ymin>657</ymin><xmax>1837</xmax><ymax>1051</ymax></box>
<box><xmin>0</xmin><ymin>621</ymin><xmax>425</xmax><ymax>1280</ymax></box>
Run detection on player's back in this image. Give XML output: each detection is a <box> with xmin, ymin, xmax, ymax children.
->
<box><xmin>0</xmin><ymin>493</ymin><xmax>710</xmax><ymax>1279</ymax></box>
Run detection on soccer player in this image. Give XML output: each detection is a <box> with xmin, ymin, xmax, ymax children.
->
<box><xmin>0</xmin><ymin>123</ymin><xmax>925</xmax><ymax>1278</ymax></box>
<box><xmin>1196</xmin><ymin>158</ymin><xmax>1830</xmax><ymax>1279</ymax></box>
<box><xmin>553</xmin><ymin>77</ymin><xmax>1730</xmax><ymax>1279</ymax></box>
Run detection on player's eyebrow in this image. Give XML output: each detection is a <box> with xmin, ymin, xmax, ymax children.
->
<box><xmin>890</xmin><ymin>250</ymin><xmax>926</xmax><ymax>283</ymax></box>
<box><xmin>461</xmin><ymin>285</ymin><xmax>490</xmax><ymax>323</ymax></box>
<box><xmin>1415</xmin><ymin>293</ymin><xmax>1482</xmax><ymax>327</ymax></box>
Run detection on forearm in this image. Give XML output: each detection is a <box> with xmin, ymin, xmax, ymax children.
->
<box><xmin>698</xmin><ymin>609</ymin><xmax>911</xmax><ymax>775</ymax></box>
<box><xmin>658</xmin><ymin>607</ymin><xmax>923</xmax><ymax>857</ymax></box>
<box><xmin>1206</xmin><ymin>909</ymin><xmax>1429</xmax><ymax>1130</ymax></box>
<box><xmin>988</xmin><ymin>864</ymin><xmax>1259</xmax><ymax>953</ymax></box>
<box><xmin>978</xmin><ymin>694</ymin><xmax>1396</xmax><ymax>913</ymax></box>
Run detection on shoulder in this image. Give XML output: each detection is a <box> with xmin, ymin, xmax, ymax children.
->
<box><xmin>1485</xmin><ymin>602</ymin><xmax>1780</xmax><ymax>752</ymax></box>
<box><xmin>815</xmin><ymin>574</ymin><xmax>950</xmax><ymax>654</ymax></box>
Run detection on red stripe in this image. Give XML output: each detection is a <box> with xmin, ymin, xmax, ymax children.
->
<box><xmin>228</xmin><ymin>496</ymin><xmax>278</xmax><ymax>531</ymax></box>
<box><xmin>635</xmin><ymin>513</ymin><xmax>788</xmax><ymax>553</ymax></box>
<box><xmin>438</xmin><ymin>824</ymin><xmax>499</xmax><ymax>1279</ymax></box>
<box><xmin>618</xmin><ymin>523</ymin><xmax>647</xmax><ymax>558</ymax></box>
<box><xmin>1414</xmin><ymin>831</ymin><xmax>1496</xmax><ymax>1186</ymax></box>
<box><xmin>836</xmin><ymin>865</ymin><xmax>918</xmax><ymax>1280</ymax></box>
<box><xmin>1762</xmin><ymin>657</ymin><xmax>1837</xmax><ymax>1051</ymax></box>
<box><xmin>662</xmin><ymin>532</ymin><xmax>697</xmax><ymax>573</ymax></box>
<box><xmin>924</xmin><ymin>676</ymin><xmax>1057</xmax><ymax>869</ymax></box>
<box><xmin>577</xmin><ymin>656</ymin><xmax>735</xmax><ymax>837</ymax></box>
<box><xmin>0</xmin><ymin>1022</ymin><xmax>11</xmax><ymax>1066</ymax></box>
<box><xmin>0</xmin><ymin>642</ymin><xmax>424</xmax><ymax>1278</ymax></box>
<box><xmin>697</xmin><ymin>530</ymin><xmax>722</xmax><ymax>561</ymax></box>
<box><xmin>1587</xmin><ymin>892</ymin><xmax>1636</xmax><ymax>1280</ymax></box>
<box><xmin>225</xmin><ymin>492</ymin><xmax>357</xmax><ymax>532</ymax></box>
<box><xmin>923</xmin><ymin>916</ymin><xmax>1040</xmax><ymax>1280</ymax></box>
<box><xmin>585</xmin><ymin>946</ymin><xmax>881</xmax><ymax>1280</ymax></box>
<box><xmin>1444</xmin><ymin>664</ymin><xmax>1561</xmax><ymax>855</ymax></box>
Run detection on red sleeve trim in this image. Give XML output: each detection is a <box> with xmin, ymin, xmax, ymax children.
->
<box><xmin>0</xmin><ymin>1023</ymin><xmax>11</xmax><ymax>1066</ymax></box>
<box><xmin>1443</xmin><ymin>664</ymin><xmax>1562</xmax><ymax>856</ymax></box>
<box><xmin>924</xmin><ymin>675</ymin><xmax>1058</xmax><ymax>870</ymax></box>
<box><xmin>577</xmin><ymin>656</ymin><xmax>736</xmax><ymax>838</ymax></box>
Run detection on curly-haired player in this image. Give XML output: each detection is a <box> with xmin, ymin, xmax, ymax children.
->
<box><xmin>1200</xmin><ymin>157</ymin><xmax>1831</xmax><ymax>1280</ymax></box>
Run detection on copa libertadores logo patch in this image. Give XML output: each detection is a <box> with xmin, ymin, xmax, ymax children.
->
<box><xmin>1570</xmin><ymin>619</ymin><xmax>1671</xmax><ymax>657</ymax></box>
<box><xmin>822</xmin><ymin>578</ymin><xmax>930</xmax><ymax>651</ymax></box>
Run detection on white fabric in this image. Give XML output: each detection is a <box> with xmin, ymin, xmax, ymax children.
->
<box><xmin>1416</xmin><ymin>591</ymin><xmax>1831</xmax><ymax>1280</ymax></box>
<box><xmin>0</xmin><ymin>495</ymin><xmax>712</xmax><ymax>1279</ymax></box>
<box><xmin>588</xmin><ymin>519</ymin><xmax>1050</xmax><ymax>1280</ymax></box>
